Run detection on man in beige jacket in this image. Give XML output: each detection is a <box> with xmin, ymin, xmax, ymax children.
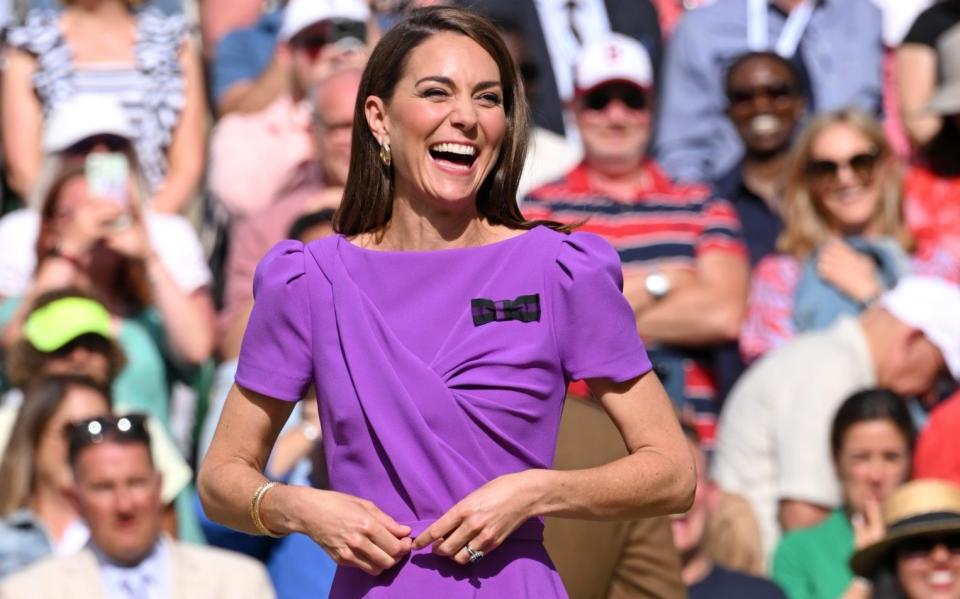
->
<box><xmin>0</xmin><ymin>414</ymin><xmax>273</xmax><ymax>599</ymax></box>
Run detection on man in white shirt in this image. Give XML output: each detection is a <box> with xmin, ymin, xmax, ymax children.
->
<box><xmin>714</xmin><ymin>276</ymin><xmax>960</xmax><ymax>558</ymax></box>
<box><xmin>0</xmin><ymin>414</ymin><xmax>274</xmax><ymax>599</ymax></box>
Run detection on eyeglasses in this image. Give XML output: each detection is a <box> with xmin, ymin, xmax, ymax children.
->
<box><xmin>727</xmin><ymin>83</ymin><xmax>798</xmax><ymax>109</ymax></box>
<box><xmin>897</xmin><ymin>534</ymin><xmax>960</xmax><ymax>560</ymax></box>
<box><xmin>291</xmin><ymin>19</ymin><xmax>367</xmax><ymax>61</ymax></box>
<box><xmin>582</xmin><ymin>86</ymin><xmax>648</xmax><ymax>112</ymax></box>
<box><xmin>62</xmin><ymin>134</ymin><xmax>132</xmax><ymax>157</ymax></box>
<box><xmin>66</xmin><ymin>414</ymin><xmax>149</xmax><ymax>459</ymax></box>
<box><xmin>806</xmin><ymin>151</ymin><xmax>881</xmax><ymax>186</ymax></box>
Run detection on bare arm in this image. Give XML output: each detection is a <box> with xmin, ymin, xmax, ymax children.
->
<box><xmin>198</xmin><ymin>385</ymin><xmax>296</xmax><ymax>534</ymax></box>
<box><xmin>629</xmin><ymin>251</ymin><xmax>749</xmax><ymax>346</ymax></box>
<box><xmin>1</xmin><ymin>47</ymin><xmax>43</xmax><ymax>199</ymax></box>
<box><xmin>538</xmin><ymin>372</ymin><xmax>696</xmax><ymax>519</ymax></box>
<box><xmin>896</xmin><ymin>43</ymin><xmax>941</xmax><ymax>150</ymax></box>
<box><xmin>149</xmin><ymin>39</ymin><xmax>206</xmax><ymax>214</ymax></box>
<box><xmin>413</xmin><ymin>371</ymin><xmax>696</xmax><ymax>564</ymax></box>
<box><xmin>105</xmin><ymin>216</ymin><xmax>215</xmax><ymax>364</ymax></box>
<box><xmin>778</xmin><ymin>499</ymin><xmax>829</xmax><ymax>532</ymax></box>
<box><xmin>198</xmin><ymin>385</ymin><xmax>414</xmax><ymax>575</ymax></box>
<box><xmin>0</xmin><ymin>258</ymin><xmax>86</xmax><ymax>349</ymax></box>
<box><xmin>216</xmin><ymin>51</ymin><xmax>290</xmax><ymax>117</ymax></box>
<box><xmin>145</xmin><ymin>255</ymin><xmax>216</xmax><ymax>365</ymax></box>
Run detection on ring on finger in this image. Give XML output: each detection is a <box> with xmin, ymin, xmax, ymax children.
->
<box><xmin>463</xmin><ymin>543</ymin><xmax>484</xmax><ymax>564</ymax></box>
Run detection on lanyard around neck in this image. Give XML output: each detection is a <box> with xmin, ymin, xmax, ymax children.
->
<box><xmin>747</xmin><ymin>0</ymin><xmax>816</xmax><ymax>58</ymax></box>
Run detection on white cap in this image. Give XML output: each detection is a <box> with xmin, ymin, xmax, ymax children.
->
<box><xmin>574</xmin><ymin>33</ymin><xmax>653</xmax><ymax>95</ymax></box>
<box><xmin>43</xmin><ymin>94</ymin><xmax>135</xmax><ymax>153</ymax></box>
<box><xmin>279</xmin><ymin>0</ymin><xmax>370</xmax><ymax>43</ymax></box>
<box><xmin>880</xmin><ymin>275</ymin><xmax>960</xmax><ymax>381</ymax></box>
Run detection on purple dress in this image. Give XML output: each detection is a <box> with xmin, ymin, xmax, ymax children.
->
<box><xmin>236</xmin><ymin>226</ymin><xmax>652</xmax><ymax>597</ymax></box>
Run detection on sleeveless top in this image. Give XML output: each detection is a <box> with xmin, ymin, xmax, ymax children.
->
<box><xmin>9</xmin><ymin>8</ymin><xmax>188</xmax><ymax>194</ymax></box>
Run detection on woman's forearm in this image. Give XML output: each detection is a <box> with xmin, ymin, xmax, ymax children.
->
<box><xmin>528</xmin><ymin>444</ymin><xmax>695</xmax><ymax>521</ymax></box>
<box><xmin>198</xmin><ymin>452</ymin><xmax>309</xmax><ymax>536</ymax></box>
<box><xmin>146</xmin><ymin>255</ymin><xmax>214</xmax><ymax>363</ymax></box>
<box><xmin>148</xmin><ymin>160</ymin><xmax>204</xmax><ymax>214</ymax></box>
<box><xmin>531</xmin><ymin>373</ymin><xmax>696</xmax><ymax>521</ymax></box>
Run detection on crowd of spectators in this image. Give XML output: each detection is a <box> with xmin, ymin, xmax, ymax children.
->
<box><xmin>0</xmin><ymin>0</ymin><xmax>959</xmax><ymax>598</ymax></box>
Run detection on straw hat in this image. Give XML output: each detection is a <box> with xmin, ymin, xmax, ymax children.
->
<box><xmin>850</xmin><ymin>479</ymin><xmax>960</xmax><ymax>577</ymax></box>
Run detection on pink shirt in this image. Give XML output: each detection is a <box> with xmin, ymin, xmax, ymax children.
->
<box><xmin>218</xmin><ymin>162</ymin><xmax>327</xmax><ymax>344</ymax></box>
<box><xmin>208</xmin><ymin>94</ymin><xmax>314</xmax><ymax>218</ymax></box>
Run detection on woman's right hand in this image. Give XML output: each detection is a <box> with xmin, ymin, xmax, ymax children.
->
<box><xmin>57</xmin><ymin>198</ymin><xmax>126</xmax><ymax>255</ymax></box>
<box><xmin>295</xmin><ymin>489</ymin><xmax>413</xmax><ymax>575</ymax></box>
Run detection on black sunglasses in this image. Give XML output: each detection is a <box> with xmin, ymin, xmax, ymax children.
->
<box><xmin>583</xmin><ymin>86</ymin><xmax>648</xmax><ymax>112</ymax></box>
<box><xmin>727</xmin><ymin>83</ymin><xmax>798</xmax><ymax>108</ymax></box>
<box><xmin>897</xmin><ymin>534</ymin><xmax>960</xmax><ymax>559</ymax></box>
<box><xmin>806</xmin><ymin>151</ymin><xmax>880</xmax><ymax>185</ymax></box>
<box><xmin>66</xmin><ymin>414</ymin><xmax>149</xmax><ymax>461</ymax></box>
<box><xmin>63</xmin><ymin>134</ymin><xmax>132</xmax><ymax>157</ymax></box>
<box><xmin>291</xmin><ymin>19</ymin><xmax>367</xmax><ymax>59</ymax></box>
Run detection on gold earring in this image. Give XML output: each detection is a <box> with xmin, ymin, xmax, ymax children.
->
<box><xmin>379</xmin><ymin>140</ymin><xmax>392</xmax><ymax>167</ymax></box>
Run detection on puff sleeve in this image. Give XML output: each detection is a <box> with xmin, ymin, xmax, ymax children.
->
<box><xmin>235</xmin><ymin>241</ymin><xmax>314</xmax><ymax>401</ymax></box>
<box><xmin>551</xmin><ymin>232</ymin><xmax>652</xmax><ymax>382</ymax></box>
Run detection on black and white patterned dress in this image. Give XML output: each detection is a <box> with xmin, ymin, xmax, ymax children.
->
<box><xmin>9</xmin><ymin>8</ymin><xmax>188</xmax><ymax>195</ymax></box>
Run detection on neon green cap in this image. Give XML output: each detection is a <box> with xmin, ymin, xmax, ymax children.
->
<box><xmin>23</xmin><ymin>297</ymin><xmax>112</xmax><ymax>352</ymax></box>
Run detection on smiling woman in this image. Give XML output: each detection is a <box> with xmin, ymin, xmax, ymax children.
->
<box><xmin>198</xmin><ymin>7</ymin><xmax>695</xmax><ymax>598</ymax></box>
<box><xmin>740</xmin><ymin>108</ymin><xmax>960</xmax><ymax>364</ymax></box>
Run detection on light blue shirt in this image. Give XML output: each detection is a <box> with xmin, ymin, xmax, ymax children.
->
<box><xmin>94</xmin><ymin>538</ymin><xmax>170</xmax><ymax>599</ymax></box>
<box><xmin>654</xmin><ymin>0</ymin><xmax>883</xmax><ymax>183</ymax></box>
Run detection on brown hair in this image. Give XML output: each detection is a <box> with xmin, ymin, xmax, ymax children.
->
<box><xmin>35</xmin><ymin>163</ymin><xmax>152</xmax><ymax>314</ymax></box>
<box><xmin>0</xmin><ymin>375</ymin><xmax>110</xmax><ymax>517</ymax></box>
<box><xmin>5</xmin><ymin>288</ymin><xmax>127</xmax><ymax>389</ymax></box>
<box><xmin>777</xmin><ymin>108</ymin><xmax>913</xmax><ymax>258</ymax></box>
<box><xmin>336</xmin><ymin>6</ymin><xmax>567</xmax><ymax>236</ymax></box>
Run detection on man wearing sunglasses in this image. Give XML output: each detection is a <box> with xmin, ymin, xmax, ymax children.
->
<box><xmin>655</xmin><ymin>0</ymin><xmax>882</xmax><ymax>184</ymax></box>
<box><xmin>524</xmin><ymin>34</ymin><xmax>750</xmax><ymax>451</ymax></box>
<box><xmin>0</xmin><ymin>415</ymin><xmax>274</xmax><ymax>599</ymax></box>
<box><xmin>208</xmin><ymin>0</ymin><xmax>369</xmax><ymax>221</ymax></box>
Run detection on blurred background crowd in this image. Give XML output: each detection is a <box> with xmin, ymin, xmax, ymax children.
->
<box><xmin>0</xmin><ymin>0</ymin><xmax>959</xmax><ymax>598</ymax></box>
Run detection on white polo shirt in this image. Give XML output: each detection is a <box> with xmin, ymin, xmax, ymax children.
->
<box><xmin>713</xmin><ymin>317</ymin><xmax>876</xmax><ymax>557</ymax></box>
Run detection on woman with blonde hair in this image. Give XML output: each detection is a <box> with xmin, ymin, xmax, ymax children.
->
<box><xmin>740</xmin><ymin>108</ymin><xmax>958</xmax><ymax>362</ymax></box>
<box><xmin>1</xmin><ymin>0</ymin><xmax>205</xmax><ymax>213</ymax></box>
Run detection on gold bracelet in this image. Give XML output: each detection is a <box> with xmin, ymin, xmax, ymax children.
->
<box><xmin>250</xmin><ymin>481</ymin><xmax>284</xmax><ymax>538</ymax></box>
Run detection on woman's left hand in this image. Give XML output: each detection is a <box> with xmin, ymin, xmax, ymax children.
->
<box><xmin>105</xmin><ymin>219</ymin><xmax>152</xmax><ymax>260</ymax></box>
<box><xmin>412</xmin><ymin>470</ymin><xmax>546</xmax><ymax>565</ymax></box>
<box><xmin>817</xmin><ymin>238</ymin><xmax>883</xmax><ymax>303</ymax></box>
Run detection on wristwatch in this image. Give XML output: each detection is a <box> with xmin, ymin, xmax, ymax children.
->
<box><xmin>644</xmin><ymin>270</ymin><xmax>671</xmax><ymax>301</ymax></box>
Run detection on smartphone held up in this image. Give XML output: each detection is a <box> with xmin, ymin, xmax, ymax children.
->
<box><xmin>85</xmin><ymin>153</ymin><xmax>131</xmax><ymax>229</ymax></box>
